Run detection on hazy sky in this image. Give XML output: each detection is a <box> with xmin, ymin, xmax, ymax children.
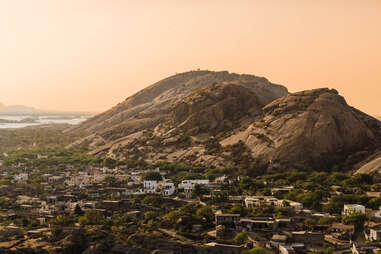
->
<box><xmin>0</xmin><ymin>0</ymin><xmax>380</xmax><ymax>115</ymax></box>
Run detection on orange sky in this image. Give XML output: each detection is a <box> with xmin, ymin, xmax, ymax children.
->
<box><xmin>0</xmin><ymin>0</ymin><xmax>380</xmax><ymax>115</ymax></box>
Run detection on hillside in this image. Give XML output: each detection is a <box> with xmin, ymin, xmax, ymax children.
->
<box><xmin>68</xmin><ymin>70</ymin><xmax>381</xmax><ymax>172</ymax></box>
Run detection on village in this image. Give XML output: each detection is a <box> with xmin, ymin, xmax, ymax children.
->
<box><xmin>1</xmin><ymin>152</ymin><xmax>381</xmax><ymax>254</ymax></box>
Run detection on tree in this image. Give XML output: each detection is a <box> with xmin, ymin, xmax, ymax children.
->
<box><xmin>193</xmin><ymin>184</ymin><xmax>207</xmax><ymax>197</ymax></box>
<box><xmin>342</xmin><ymin>212</ymin><xmax>366</xmax><ymax>230</ymax></box>
<box><xmin>53</xmin><ymin>215</ymin><xmax>74</xmax><ymax>226</ymax></box>
<box><xmin>104</xmin><ymin>175</ymin><xmax>117</xmax><ymax>185</ymax></box>
<box><xmin>142</xmin><ymin>195</ymin><xmax>161</xmax><ymax>206</ymax></box>
<box><xmin>144</xmin><ymin>211</ymin><xmax>157</xmax><ymax>220</ymax></box>
<box><xmin>239</xmin><ymin>177</ymin><xmax>254</xmax><ymax>192</ymax></box>
<box><xmin>79</xmin><ymin>210</ymin><xmax>105</xmax><ymax>225</ymax></box>
<box><xmin>146</xmin><ymin>219</ymin><xmax>159</xmax><ymax>231</ymax></box>
<box><xmin>164</xmin><ymin>210</ymin><xmax>181</xmax><ymax>225</ymax></box>
<box><xmin>368</xmin><ymin>197</ymin><xmax>381</xmax><ymax>210</ymax></box>
<box><xmin>142</xmin><ymin>171</ymin><xmax>162</xmax><ymax>181</ymax></box>
<box><xmin>234</xmin><ymin>230</ymin><xmax>248</xmax><ymax>244</ymax></box>
<box><xmin>305</xmin><ymin>218</ymin><xmax>317</xmax><ymax>230</ymax></box>
<box><xmin>74</xmin><ymin>204</ymin><xmax>83</xmax><ymax>216</ymax></box>
<box><xmin>230</xmin><ymin>204</ymin><xmax>244</xmax><ymax>216</ymax></box>
<box><xmin>196</xmin><ymin>206</ymin><xmax>214</xmax><ymax>225</ymax></box>
<box><xmin>325</xmin><ymin>247</ymin><xmax>335</xmax><ymax>254</ymax></box>
<box><xmin>242</xmin><ymin>247</ymin><xmax>265</xmax><ymax>254</ymax></box>
<box><xmin>102</xmin><ymin>157</ymin><xmax>117</xmax><ymax>168</ymax></box>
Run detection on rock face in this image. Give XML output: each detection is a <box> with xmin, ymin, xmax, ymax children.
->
<box><xmin>356</xmin><ymin>156</ymin><xmax>381</xmax><ymax>174</ymax></box>
<box><xmin>68</xmin><ymin>71</ymin><xmax>381</xmax><ymax>171</ymax></box>
<box><xmin>221</xmin><ymin>88</ymin><xmax>380</xmax><ymax>170</ymax></box>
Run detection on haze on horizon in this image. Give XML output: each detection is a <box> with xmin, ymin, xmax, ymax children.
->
<box><xmin>0</xmin><ymin>0</ymin><xmax>380</xmax><ymax>115</ymax></box>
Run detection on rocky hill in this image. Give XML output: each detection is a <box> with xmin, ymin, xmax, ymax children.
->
<box><xmin>68</xmin><ymin>70</ymin><xmax>381</xmax><ymax>172</ymax></box>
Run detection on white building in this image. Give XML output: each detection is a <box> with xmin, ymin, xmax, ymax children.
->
<box><xmin>48</xmin><ymin>176</ymin><xmax>63</xmax><ymax>184</ymax></box>
<box><xmin>279</xmin><ymin>200</ymin><xmax>303</xmax><ymax>211</ymax></box>
<box><xmin>214</xmin><ymin>175</ymin><xmax>227</xmax><ymax>183</ymax></box>
<box><xmin>370</xmin><ymin>229</ymin><xmax>381</xmax><ymax>241</ymax></box>
<box><xmin>13</xmin><ymin>173</ymin><xmax>28</xmax><ymax>183</ymax></box>
<box><xmin>161</xmin><ymin>181</ymin><xmax>175</xmax><ymax>196</ymax></box>
<box><xmin>178</xmin><ymin>179</ymin><xmax>209</xmax><ymax>190</ymax></box>
<box><xmin>130</xmin><ymin>171</ymin><xmax>142</xmax><ymax>182</ymax></box>
<box><xmin>244</xmin><ymin>196</ymin><xmax>279</xmax><ymax>208</ymax></box>
<box><xmin>343</xmin><ymin>204</ymin><xmax>365</xmax><ymax>216</ymax></box>
<box><xmin>143</xmin><ymin>180</ymin><xmax>158</xmax><ymax>193</ymax></box>
<box><xmin>375</xmin><ymin>206</ymin><xmax>381</xmax><ymax>218</ymax></box>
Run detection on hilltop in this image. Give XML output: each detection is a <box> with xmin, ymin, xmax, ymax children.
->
<box><xmin>68</xmin><ymin>70</ymin><xmax>381</xmax><ymax>172</ymax></box>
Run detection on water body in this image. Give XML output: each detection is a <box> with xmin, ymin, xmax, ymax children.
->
<box><xmin>0</xmin><ymin>115</ymin><xmax>88</xmax><ymax>129</ymax></box>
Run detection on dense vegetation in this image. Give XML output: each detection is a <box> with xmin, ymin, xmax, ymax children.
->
<box><xmin>0</xmin><ymin>126</ymin><xmax>81</xmax><ymax>153</ymax></box>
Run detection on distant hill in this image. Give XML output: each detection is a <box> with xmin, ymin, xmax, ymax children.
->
<box><xmin>68</xmin><ymin>70</ymin><xmax>381</xmax><ymax>172</ymax></box>
<box><xmin>0</xmin><ymin>103</ymin><xmax>93</xmax><ymax>116</ymax></box>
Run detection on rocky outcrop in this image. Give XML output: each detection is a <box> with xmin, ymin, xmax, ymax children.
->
<box><xmin>172</xmin><ymin>82</ymin><xmax>267</xmax><ymax>136</ymax></box>
<box><xmin>68</xmin><ymin>71</ymin><xmax>381</xmax><ymax>172</ymax></box>
<box><xmin>68</xmin><ymin>70</ymin><xmax>287</xmax><ymax>154</ymax></box>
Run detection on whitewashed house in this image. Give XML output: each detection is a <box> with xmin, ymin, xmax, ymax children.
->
<box><xmin>278</xmin><ymin>200</ymin><xmax>304</xmax><ymax>211</ymax></box>
<box><xmin>244</xmin><ymin>196</ymin><xmax>279</xmax><ymax>208</ymax></box>
<box><xmin>343</xmin><ymin>204</ymin><xmax>365</xmax><ymax>216</ymax></box>
<box><xmin>143</xmin><ymin>180</ymin><xmax>158</xmax><ymax>193</ymax></box>
<box><xmin>370</xmin><ymin>229</ymin><xmax>381</xmax><ymax>241</ymax></box>
<box><xmin>130</xmin><ymin>171</ymin><xmax>142</xmax><ymax>183</ymax></box>
<box><xmin>161</xmin><ymin>180</ymin><xmax>175</xmax><ymax>196</ymax></box>
<box><xmin>375</xmin><ymin>206</ymin><xmax>381</xmax><ymax>218</ymax></box>
<box><xmin>13</xmin><ymin>173</ymin><xmax>28</xmax><ymax>183</ymax></box>
<box><xmin>178</xmin><ymin>179</ymin><xmax>209</xmax><ymax>189</ymax></box>
<box><xmin>48</xmin><ymin>176</ymin><xmax>63</xmax><ymax>184</ymax></box>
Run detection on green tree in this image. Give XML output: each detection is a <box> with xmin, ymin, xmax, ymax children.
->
<box><xmin>53</xmin><ymin>215</ymin><xmax>74</xmax><ymax>226</ymax></box>
<box><xmin>242</xmin><ymin>247</ymin><xmax>265</xmax><ymax>254</ymax></box>
<box><xmin>102</xmin><ymin>157</ymin><xmax>117</xmax><ymax>168</ymax></box>
<box><xmin>230</xmin><ymin>204</ymin><xmax>245</xmax><ymax>216</ymax></box>
<box><xmin>164</xmin><ymin>210</ymin><xmax>181</xmax><ymax>225</ymax></box>
<box><xmin>142</xmin><ymin>172</ymin><xmax>162</xmax><ymax>181</ymax></box>
<box><xmin>193</xmin><ymin>184</ymin><xmax>207</xmax><ymax>197</ymax></box>
<box><xmin>234</xmin><ymin>230</ymin><xmax>248</xmax><ymax>244</ymax></box>
<box><xmin>196</xmin><ymin>206</ymin><xmax>214</xmax><ymax>225</ymax></box>
<box><xmin>342</xmin><ymin>213</ymin><xmax>366</xmax><ymax>230</ymax></box>
<box><xmin>79</xmin><ymin>210</ymin><xmax>105</xmax><ymax>225</ymax></box>
<box><xmin>142</xmin><ymin>195</ymin><xmax>161</xmax><ymax>206</ymax></box>
<box><xmin>305</xmin><ymin>218</ymin><xmax>317</xmax><ymax>230</ymax></box>
<box><xmin>104</xmin><ymin>175</ymin><xmax>117</xmax><ymax>185</ymax></box>
<box><xmin>74</xmin><ymin>204</ymin><xmax>83</xmax><ymax>216</ymax></box>
<box><xmin>146</xmin><ymin>219</ymin><xmax>159</xmax><ymax>231</ymax></box>
<box><xmin>144</xmin><ymin>211</ymin><xmax>157</xmax><ymax>220</ymax></box>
